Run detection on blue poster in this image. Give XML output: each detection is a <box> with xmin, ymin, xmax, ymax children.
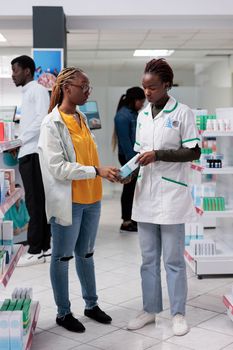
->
<box><xmin>32</xmin><ymin>49</ymin><xmax>63</xmax><ymax>89</ymax></box>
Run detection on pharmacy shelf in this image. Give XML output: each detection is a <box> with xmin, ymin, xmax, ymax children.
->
<box><xmin>0</xmin><ymin>188</ymin><xmax>24</xmax><ymax>219</ymax></box>
<box><xmin>191</xmin><ymin>163</ymin><xmax>233</xmax><ymax>174</ymax></box>
<box><xmin>0</xmin><ymin>139</ymin><xmax>22</xmax><ymax>153</ymax></box>
<box><xmin>24</xmin><ymin>301</ymin><xmax>40</xmax><ymax>350</ymax></box>
<box><xmin>195</xmin><ymin>207</ymin><xmax>233</xmax><ymax>218</ymax></box>
<box><xmin>223</xmin><ymin>294</ymin><xmax>233</xmax><ymax>323</ymax></box>
<box><xmin>185</xmin><ymin>246</ymin><xmax>233</xmax><ymax>277</ymax></box>
<box><xmin>202</xmin><ymin>131</ymin><xmax>233</xmax><ymax>137</ymax></box>
<box><xmin>0</xmin><ymin>244</ymin><xmax>24</xmax><ymax>287</ymax></box>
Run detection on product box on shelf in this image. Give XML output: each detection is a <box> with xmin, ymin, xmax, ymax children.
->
<box><xmin>0</xmin><ymin>249</ymin><xmax>7</xmax><ymax>275</ymax></box>
<box><xmin>0</xmin><ymin>311</ymin><xmax>11</xmax><ymax>350</ymax></box>
<box><xmin>9</xmin><ymin>311</ymin><xmax>23</xmax><ymax>350</ymax></box>
<box><xmin>185</xmin><ymin>223</ymin><xmax>204</xmax><ymax>246</ymax></box>
<box><xmin>189</xmin><ymin>239</ymin><xmax>216</xmax><ymax>256</ymax></box>
<box><xmin>1</xmin><ymin>221</ymin><xmax>13</xmax><ymax>262</ymax></box>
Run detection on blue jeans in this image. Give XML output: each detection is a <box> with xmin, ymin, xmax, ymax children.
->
<box><xmin>138</xmin><ymin>222</ymin><xmax>187</xmax><ymax>316</ymax></box>
<box><xmin>50</xmin><ymin>201</ymin><xmax>101</xmax><ymax>317</ymax></box>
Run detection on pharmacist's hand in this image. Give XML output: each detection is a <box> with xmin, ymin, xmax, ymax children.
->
<box><xmin>137</xmin><ymin>151</ymin><xmax>156</xmax><ymax>166</ymax></box>
<box><xmin>97</xmin><ymin>166</ymin><xmax>119</xmax><ymax>182</ymax></box>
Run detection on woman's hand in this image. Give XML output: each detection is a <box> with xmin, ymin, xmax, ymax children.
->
<box><xmin>97</xmin><ymin>166</ymin><xmax>120</xmax><ymax>182</ymax></box>
<box><xmin>137</xmin><ymin>151</ymin><xmax>156</xmax><ymax>166</ymax></box>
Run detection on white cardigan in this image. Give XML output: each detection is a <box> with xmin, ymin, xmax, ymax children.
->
<box><xmin>38</xmin><ymin>105</ymin><xmax>97</xmax><ymax>226</ymax></box>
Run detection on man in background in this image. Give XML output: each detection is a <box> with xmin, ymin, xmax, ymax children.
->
<box><xmin>11</xmin><ymin>55</ymin><xmax>51</xmax><ymax>266</ymax></box>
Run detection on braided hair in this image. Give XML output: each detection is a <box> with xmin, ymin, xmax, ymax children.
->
<box><xmin>144</xmin><ymin>58</ymin><xmax>174</xmax><ymax>89</ymax></box>
<box><xmin>49</xmin><ymin>67</ymin><xmax>84</xmax><ymax>113</ymax></box>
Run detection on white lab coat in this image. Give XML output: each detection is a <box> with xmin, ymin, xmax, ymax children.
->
<box><xmin>132</xmin><ymin>96</ymin><xmax>201</xmax><ymax>225</ymax></box>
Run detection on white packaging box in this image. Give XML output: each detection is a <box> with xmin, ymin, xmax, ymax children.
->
<box><xmin>190</xmin><ymin>239</ymin><xmax>216</xmax><ymax>256</ymax></box>
<box><xmin>2</xmin><ymin>221</ymin><xmax>13</xmax><ymax>246</ymax></box>
<box><xmin>120</xmin><ymin>154</ymin><xmax>140</xmax><ymax>178</ymax></box>
<box><xmin>26</xmin><ymin>288</ymin><xmax>33</xmax><ymax>300</ymax></box>
<box><xmin>0</xmin><ymin>171</ymin><xmax>5</xmax><ymax>206</ymax></box>
<box><xmin>12</xmin><ymin>288</ymin><xmax>19</xmax><ymax>300</ymax></box>
<box><xmin>0</xmin><ymin>224</ymin><xmax>2</xmax><ymax>245</ymax></box>
<box><xmin>0</xmin><ymin>311</ymin><xmax>11</xmax><ymax>350</ymax></box>
<box><xmin>2</xmin><ymin>169</ymin><xmax>15</xmax><ymax>194</ymax></box>
<box><xmin>3</xmin><ymin>122</ymin><xmax>14</xmax><ymax>141</ymax></box>
<box><xmin>10</xmin><ymin>311</ymin><xmax>23</xmax><ymax>350</ymax></box>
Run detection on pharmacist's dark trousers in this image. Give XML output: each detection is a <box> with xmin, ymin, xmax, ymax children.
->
<box><xmin>18</xmin><ymin>153</ymin><xmax>51</xmax><ymax>254</ymax></box>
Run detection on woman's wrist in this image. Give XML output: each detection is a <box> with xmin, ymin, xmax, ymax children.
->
<box><xmin>94</xmin><ymin>166</ymin><xmax>99</xmax><ymax>177</ymax></box>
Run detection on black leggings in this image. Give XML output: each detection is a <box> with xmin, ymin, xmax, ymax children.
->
<box><xmin>118</xmin><ymin>154</ymin><xmax>137</xmax><ymax>221</ymax></box>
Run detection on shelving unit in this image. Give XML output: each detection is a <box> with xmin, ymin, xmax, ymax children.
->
<box><xmin>0</xmin><ymin>187</ymin><xmax>24</xmax><ymax>219</ymax></box>
<box><xmin>23</xmin><ymin>302</ymin><xmax>40</xmax><ymax>350</ymax></box>
<box><xmin>0</xmin><ymin>138</ymin><xmax>39</xmax><ymax>349</ymax></box>
<box><xmin>0</xmin><ymin>139</ymin><xmax>22</xmax><ymax>153</ymax></box>
<box><xmin>191</xmin><ymin>163</ymin><xmax>233</xmax><ymax>175</ymax></box>
<box><xmin>185</xmin><ymin>109</ymin><xmax>233</xmax><ymax>278</ymax></box>
<box><xmin>0</xmin><ymin>244</ymin><xmax>25</xmax><ymax>288</ymax></box>
<box><xmin>185</xmin><ymin>246</ymin><xmax>233</xmax><ymax>277</ymax></box>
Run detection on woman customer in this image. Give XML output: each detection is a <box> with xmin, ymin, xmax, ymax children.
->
<box><xmin>38</xmin><ymin>67</ymin><xmax>119</xmax><ymax>333</ymax></box>
<box><xmin>126</xmin><ymin>58</ymin><xmax>201</xmax><ymax>336</ymax></box>
<box><xmin>113</xmin><ymin>87</ymin><xmax>145</xmax><ymax>232</ymax></box>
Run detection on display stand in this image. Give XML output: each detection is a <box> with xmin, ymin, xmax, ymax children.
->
<box><xmin>0</xmin><ymin>139</ymin><xmax>39</xmax><ymax>349</ymax></box>
<box><xmin>185</xmin><ymin>111</ymin><xmax>233</xmax><ymax>278</ymax></box>
<box><xmin>0</xmin><ymin>244</ymin><xmax>25</xmax><ymax>288</ymax></box>
<box><xmin>23</xmin><ymin>302</ymin><xmax>40</xmax><ymax>350</ymax></box>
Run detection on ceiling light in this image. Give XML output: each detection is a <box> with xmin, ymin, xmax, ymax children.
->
<box><xmin>133</xmin><ymin>50</ymin><xmax>174</xmax><ymax>57</ymax></box>
<box><xmin>0</xmin><ymin>33</ymin><xmax>7</xmax><ymax>42</ymax></box>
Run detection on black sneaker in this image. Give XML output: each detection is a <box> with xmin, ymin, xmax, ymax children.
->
<box><xmin>56</xmin><ymin>313</ymin><xmax>85</xmax><ymax>333</ymax></box>
<box><xmin>84</xmin><ymin>306</ymin><xmax>112</xmax><ymax>324</ymax></box>
<box><xmin>120</xmin><ymin>222</ymin><xmax>137</xmax><ymax>233</ymax></box>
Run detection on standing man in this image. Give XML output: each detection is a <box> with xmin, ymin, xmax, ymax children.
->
<box><xmin>11</xmin><ymin>55</ymin><xmax>51</xmax><ymax>266</ymax></box>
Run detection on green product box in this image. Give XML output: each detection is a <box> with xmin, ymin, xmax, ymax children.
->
<box><xmin>220</xmin><ymin>197</ymin><xmax>225</xmax><ymax>211</ymax></box>
<box><xmin>0</xmin><ymin>299</ymin><xmax>11</xmax><ymax>311</ymax></box>
<box><xmin>14</xmin><ymin>299</ymin><xmax>24</xmax><ymax>311</ymax></box>
<box><xmin>7</xmin><ymin>299</ymin><xmax>17</xmax><ymax>311</ymax></box>
<box><xmin>22</xmin><ymin>299</ymin><xmax>31</xmax><ymax>330</ymax></box>
<box><xmin>216</xmin><ymin>197</ymin><xmax>220</xmax><ymax>211</ymax></box>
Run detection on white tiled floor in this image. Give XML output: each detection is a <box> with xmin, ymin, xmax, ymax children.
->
<box><xmin>5</xmin><ymin>194</ymin><xmax>233</xmax><ymax>349</ymax></box>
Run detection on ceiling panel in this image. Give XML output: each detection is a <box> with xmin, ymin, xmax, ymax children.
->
<box><xmin>1</xmin><ymin>15</ymin><xmax>233</xmax><ymax>70</ymax></box>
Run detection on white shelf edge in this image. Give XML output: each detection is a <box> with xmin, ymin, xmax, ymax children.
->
<box><xmin>24</xmin><ymin>301</ymin><xmax>40</xmax><ymax>350</ymax></box>
<box><xmin>202</xmin><ymin>210</ymin><xmax>233</xmax><ymax>218</ymax></box>
<box><xmin>0</xmin><ymin>139</ymin><xmax>22</xmax><ymax>153</ymax></box>
<box><xmin>0</xmin><ymin>188</ymin><xmax>24</xmax><ymax>218</ymax></box>
<box><xmin>0</xmin><ymin>244</ymin><xmax>25</xmax><ymax>287</ymax></box>
<box><xmin>202</xmin><ymin>131</ymin><xmax>233</xmax><ymax>137</ymax></box>
<box><xmin>185</xmin><ymin>247</ymin><xmax>233</xmax><ymax>275</ymax></box>
<box><xmin>195</xmin><ymin>207</ymin><xmax>233</xmax><ymax>218</ymax></box>
<box><xmin>191</xmin><ymin>163</ymin><xmax>233</xmax><ymax>174</ymax></box>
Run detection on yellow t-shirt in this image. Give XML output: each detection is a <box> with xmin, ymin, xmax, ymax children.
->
<box><xmin>60</xmin><ymin>110</ymin><xmax>102</xmax><ymax>204</ymax></box>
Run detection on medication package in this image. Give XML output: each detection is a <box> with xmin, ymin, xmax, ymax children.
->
<box><xmin>119</xmin><ymin>154</ymin><xmax>140</xmax><ymax>179</ymax></box>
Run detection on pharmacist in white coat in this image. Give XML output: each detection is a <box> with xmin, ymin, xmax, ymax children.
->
<box><xmin>127</xmin><ymin>58</ymin><xmax>201</xmax><ymax>336</ymax></box>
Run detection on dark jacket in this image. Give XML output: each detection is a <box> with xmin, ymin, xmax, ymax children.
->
<box><xmin>114</xmin><ymin>106</ymin><xmax>137</xmax><ymax>161</ymax></box>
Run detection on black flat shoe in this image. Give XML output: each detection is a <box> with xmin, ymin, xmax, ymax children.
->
<box><xmin>120</xmin><ymin>222</ymin><xmax>137</xmax><ymax>233</ymax></box>
<box><xmin>84</xmin><ymin>306</ymin><xmax>112</xmax><ymax>324</ymax></box>
<box><xmin>56</xmin><ymin>313</ymin><xmax>85</xmax><ymax>333</ymax></box>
